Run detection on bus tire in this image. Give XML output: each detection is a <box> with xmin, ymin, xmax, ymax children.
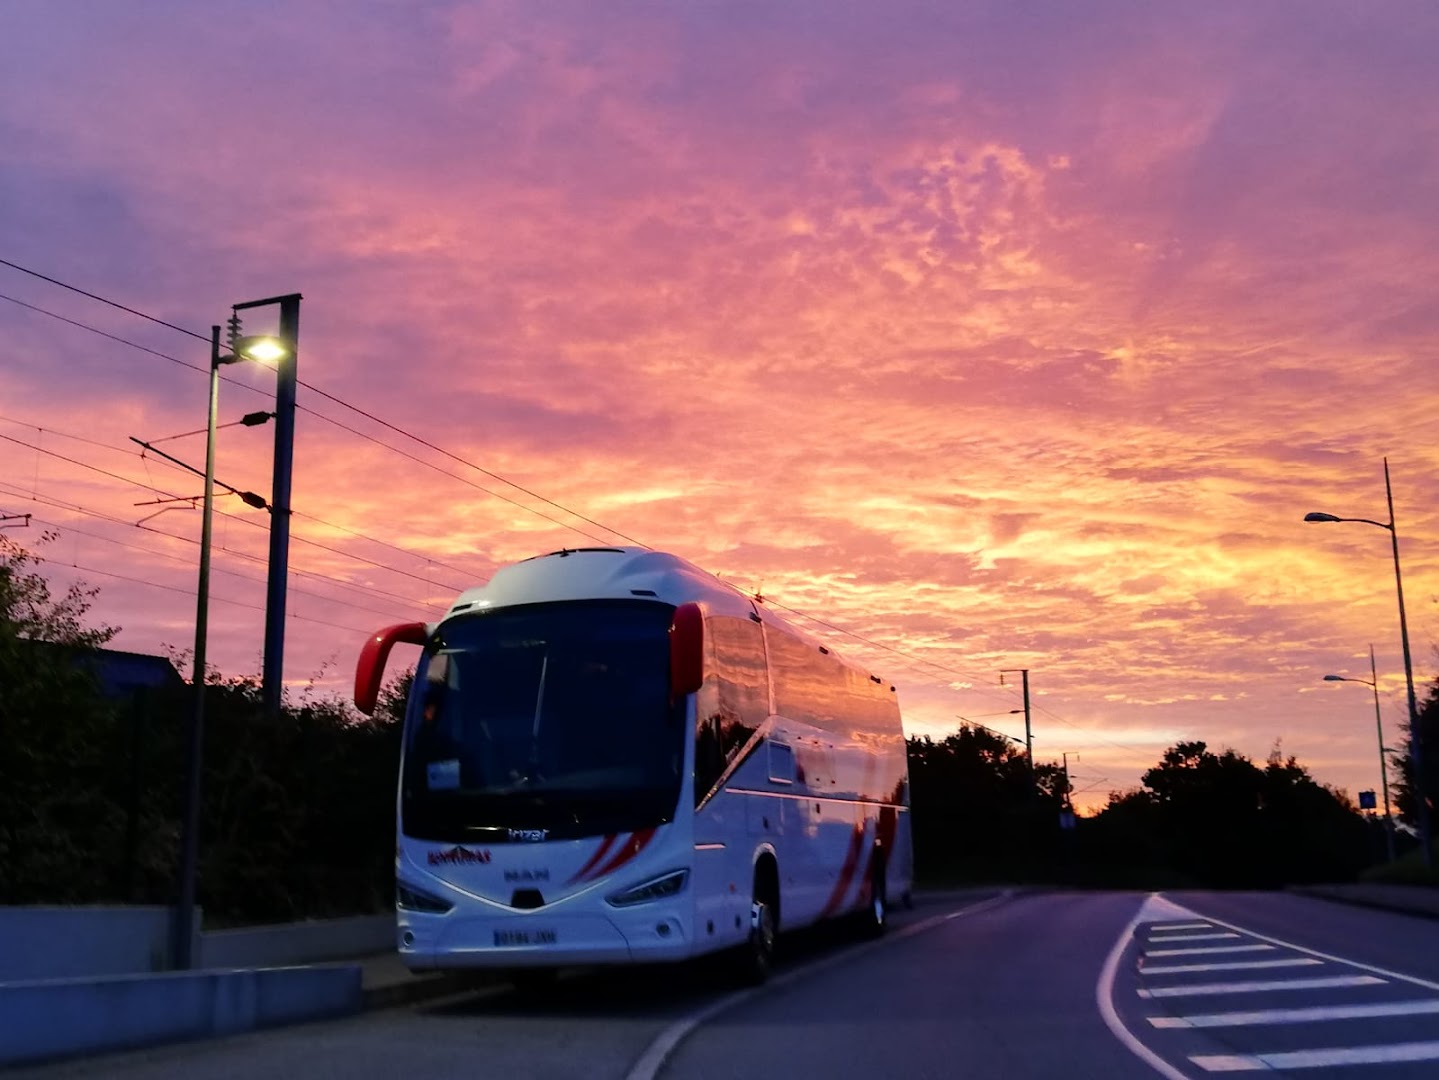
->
<box><xmin>734</xmin><ymin>864</ymin><xmax>778</xmax><ymax>985</ymax></box>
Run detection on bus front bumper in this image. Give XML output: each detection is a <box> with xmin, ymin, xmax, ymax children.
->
<box><xmin>398</xmin><ymin>908</ymin><xmax>694</xmax><ymax>970</ymax></box>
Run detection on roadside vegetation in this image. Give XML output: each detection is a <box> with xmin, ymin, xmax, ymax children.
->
<box><xmin>2</xmin><ymin>533</ymin><xmax>1434</xmax><ymax>924</ymax></box>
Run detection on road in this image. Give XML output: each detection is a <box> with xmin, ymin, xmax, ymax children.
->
<box><xmin>13</xmin><ymin>890</ymin><xmax>1439</xmax><ymax>1079</ymax></box>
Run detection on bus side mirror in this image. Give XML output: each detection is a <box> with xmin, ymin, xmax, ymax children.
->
<box><xmin>355</xmin><ymin>622</ymin><xmax>429</xmax><ymax>714</ymax></box>
<box><xmin>669</xmin><ymin>602</ymin><xmax>704</xmax><ymax>700</ymax></box>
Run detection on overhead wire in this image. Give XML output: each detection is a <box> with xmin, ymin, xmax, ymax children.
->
<box><xmin>0</xmin><ymin>482</ymin><xmax>445</xmax><ymax>614</ymax></box>
<box><xmin>3</xmin><ymin>257</ymin><xmax>1148</xmax><ymax>760</ymax></box>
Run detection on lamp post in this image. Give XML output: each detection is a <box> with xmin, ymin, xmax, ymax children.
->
<box><xmin>231</xmin><ymin>293</ymin><xmax>301</xmax><ymax>721</ymax></box>
<box><xmin>1323</xmin><ymin>644</ymin><xmax>1396</xmax><ymax>862</ymax></box>
<box><xmin>172</xmin><ymin>316</ymin><xmax>297</xmax><ymax>969</ymax></box>
<box><xmin>1305</xmin><ymin>457</ymin><xmax>1431</xmax><ymax>869</ymax></box>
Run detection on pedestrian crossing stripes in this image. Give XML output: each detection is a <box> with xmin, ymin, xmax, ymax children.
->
<box><xmin>1100</xmin><ymin>895</ymin><xmax>1439</xmax><ymax>1078</ymax></box>
<box><xmin>1190</xmin><ymin>1040</ymin><xmax>1439</xmax><ymax>1072</ymax></box>
<box><xmin>1137</xmin><ymin>974</ymin><xmax>1385</xmax><ymax>999</ymax></box>
<box><xmin>1148</xmin><ymin>999</ymin><xmax>1439</xmax><ymax>1029</ymax></box>
<box><xmin>1139</xmin><ymin>957</ymin><xmax>1320</xmax><ymax>976</ymax></box>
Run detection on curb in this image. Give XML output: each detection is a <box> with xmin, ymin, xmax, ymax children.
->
<box><xmin>361</xmin><ymin>971</ymin><xmax>479</xmax><ymax>1010</ymax></box>
<box><xmin>1288</xmin><ymin>884</ymin><xmax>1439</xmax><ymax>922</ymax></box>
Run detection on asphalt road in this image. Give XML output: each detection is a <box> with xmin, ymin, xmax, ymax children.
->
<box><xmin>14</xmin><ymin>889</ymin><xmax>1439</xmax><ymax>1079</ymax></box>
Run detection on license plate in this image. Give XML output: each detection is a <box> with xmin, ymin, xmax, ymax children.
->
<box><xmin>493</xmin><ymin>929</ymin><xmax>557</xmax><ymax>947</ymax></box>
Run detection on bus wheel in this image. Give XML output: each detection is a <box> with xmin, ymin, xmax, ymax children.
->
<box><xmin>739</xmin><ymin>896</ymin><xmax>776</xmax><ymax>984</ymax></box>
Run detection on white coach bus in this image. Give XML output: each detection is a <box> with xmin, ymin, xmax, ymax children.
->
<box><xmin>353</xmin><ymin>546</ymin><xmax>912</xmax><ymax>983</ymax></box>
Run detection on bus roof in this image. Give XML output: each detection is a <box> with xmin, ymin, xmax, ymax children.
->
<box><xmin>441</xmin><ymin>547</ymin><xmax>892</xmax><ymax>690</ymax></box>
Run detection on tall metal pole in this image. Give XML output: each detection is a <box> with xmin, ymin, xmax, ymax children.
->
<box><xmin>174</xmin><ymin>325</ymin><xmax>221</xmax><ymax>969</ymax></box>
<box><xmin>1021</xmin><ymin>669</ymin><xmax>1033</xmax><ymax>792</ymax></box>
<box><xmin>1384</xmin><ymin>458</ymin><xmax>1431</xmax><ymax>868</ymax></box>
<box><xmin>260</xmin><ymin>294</ymin><xmax>300</xmax><ymax>721</ymax></box>
<box><xmin>1002</xmin><ymin>667</ymin><xmax>1035</xmax><ymax>796</ymax></box>
<box><xmin>1369</xmin><ymin>644</ymin><xmax>1396</xmax><ymax>863</ymax></box>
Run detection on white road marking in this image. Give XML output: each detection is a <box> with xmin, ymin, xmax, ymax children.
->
<box><xmin>1180</xmin><ymin>910</ymin><xmax>1439</xmax><ymax>993</ymax></box>
<box><xmin>623</xmin><ymin>891</ymin><xmax>1014</xmax><ymax>1080</ymax></box>
<box><xmin>1148</xmin><ymin>944</ymin><xmax>1275</xmax><ymax>957</ymax></box>
<box><xmin>1096</xmin><ymin>895</ymin><xmax>1198</xmax><ymax>1080</ymax></box>
<box><xmin>1138</xmin><ymin>974</ymin><xmax>1385</xmax><ymax>999</ymax></box>
<box><xmin>1140</xmin><ymin>957</ymin><xmax>1321</xmax><ymax>975</ymax></box>
<box><xmin>1149</xmin><ymin>932</ymin><xmax>1241</xmax><ymax>942</ymax></box>
<box><xmin>1150</xmin><ymin>999</ymin><xmax>1439</xmax><ymax>1029</ymax></box>
<box><xmin>1190</xmin><ymin>1040</ymin><xmax>1439</xmax><ymax>1072</ymax></box>
<box><xmin>1150</xmin><ymin>922</ymin><xmax>1214</xmax><ymax>931</ymax></box>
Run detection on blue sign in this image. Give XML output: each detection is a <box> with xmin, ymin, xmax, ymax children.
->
<box><xmin>1358</xmin><ymin>790</ymin><xmax>1377</xmax><ymax>810</ymax></box>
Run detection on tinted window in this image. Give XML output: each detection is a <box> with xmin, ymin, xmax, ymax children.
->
<box><xmin>401</xmin><ymin>600</ymin><xmax>684</xmax><ymax>841</ymax></box>
<box><xmin>694</xmin><ymin>614</ymin><xmax>769</xmax><ymax>804</ymax></box>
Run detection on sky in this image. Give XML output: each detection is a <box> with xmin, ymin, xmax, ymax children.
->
<box><xmin>3</xmin><ymin>0</ymin><xmax>1437</xmax><ymax>813</ymax></box>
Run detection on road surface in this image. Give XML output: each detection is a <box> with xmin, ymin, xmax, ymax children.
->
<box><xmin>14</xmin><ymin>889</ymin><xmax>1439</xmax><ymax>1079</ymax></box>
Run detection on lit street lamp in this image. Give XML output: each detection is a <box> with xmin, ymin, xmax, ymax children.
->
<box><xmin>1323</xmin><ymin>644</ymin><xmax>1396</xmax><ymax>862</ymax></box>
<box><xmin>1305</xmin><ymin>457</ymin><xmax>1431</xmax><ymax>869</ymax></box>
<box><xmin>231</xmin><ymin>294</ymin><xmax>301</xmax><ymax>721</ymax></box>
<box><xmin>173</xmin><ymin>299</ymin><xmax>299</xmax><ymax>969</ymax></box>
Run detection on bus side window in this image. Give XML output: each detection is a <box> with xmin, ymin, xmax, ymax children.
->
<box><xmin>694</xmin><ymin>615</ymin><xmax>767</xmax><ymax>805</ymax></box>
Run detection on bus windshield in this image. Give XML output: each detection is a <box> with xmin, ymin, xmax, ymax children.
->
<box><xmin>401</xmin><ymin>599</ymin><xmax>684</xmax><ymax>841</ymax></box>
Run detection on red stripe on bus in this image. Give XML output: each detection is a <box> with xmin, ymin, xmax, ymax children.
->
<box><xmin>567</xmin><ymin>833</ymin><xmax>619</xmax><ymax>884</ymax></box>
<box><xmin>821</xmin><ymin>818</ymin><xmax>867</xmax><ymax>917</ymax></box>
<box><xmin>590</xmin><ymin>827</ymin><xmax>657</xmax><ymax>879</ymax></box>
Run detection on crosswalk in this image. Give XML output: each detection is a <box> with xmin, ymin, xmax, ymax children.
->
<box><xmin>1127</xmin><ymin>905</ymin><xmax>1439</xmax><ymax>1075</ymax></box>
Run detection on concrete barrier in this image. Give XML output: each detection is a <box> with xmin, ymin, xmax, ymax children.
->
<box><xmin>200</xmin><ymin>914</ymin><xmax>395</xmax><ymax>969</ymax></box>
<box><xmin>0</xmin><ymin>907</ymin><xmax>180</xmax><ymax>981</ymax></box>
<box><xmin>0</xmin><ymin>964</ymin><xmax>362</xmax><ymax>1067</ymax></box>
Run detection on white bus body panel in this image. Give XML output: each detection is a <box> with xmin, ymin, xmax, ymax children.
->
<box><xmin>395</xmin><ymin>547</ymin><xmax>912</xmax><ymax>972</ymax></box>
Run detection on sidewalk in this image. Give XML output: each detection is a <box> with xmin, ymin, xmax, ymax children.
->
<box><xmin>1290</xmin><ymin>882</ymin><xmax>1439</xmax><ymax>921</ymax></box>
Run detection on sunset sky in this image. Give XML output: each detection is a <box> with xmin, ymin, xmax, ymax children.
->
<box><xmin>3</xmin><ymin>1</ymin><xmax>1437</xmax><ymax>812</ymax></box>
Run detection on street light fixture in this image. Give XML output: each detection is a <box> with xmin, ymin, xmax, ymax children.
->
<box><xmin>1323</xmin><ymin>644</ymin><xmax>1396</xmax><ymax>862</ymax></box>
<box><xmin>1305</xmin><ymin>457</ymin><xmax>1430</xmax><ymax>869</ymax></box>
<box><xmin>231</xmin><ymin>294</ymin><xmax>302</xmax><ymax>722</ymax></box>
<box><xmin>173</xmin><ymin>295</ymin><xmax>300</xmax><ymax>969</ymax></box>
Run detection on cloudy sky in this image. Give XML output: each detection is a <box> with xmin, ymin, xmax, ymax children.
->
<box><xmin>3</xmin><ymin>1</ymin><xmax>1436</xmax><ymax>810</ymax></box>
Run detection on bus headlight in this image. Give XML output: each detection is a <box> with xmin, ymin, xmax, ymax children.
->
<box><xmin>397</xmin><ymin>881</ymin><xmax>454</xmax><ymax>913</ymax></box>
<box><xmin>606</xmin><ymin>869</ymin><xmax>689</xmax><ymax>907</ymax></box>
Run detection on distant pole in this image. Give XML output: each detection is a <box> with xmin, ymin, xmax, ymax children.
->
<box><xmin>1384</xmin><ymin>459</ymin><xmax>1430</xmax><ymax>868</ymax></box>
<box><xmin>1369</xmin><ymin>644</ymin><xmax>1397</xmax><ymax>863</ymax></box>
<box><xmin>260</xmin><ymin>294</ymin><xmax>300</xmax><ymax>721</ymax></box>
<box><xmin>1001</xmin><ymin>668</ymin><xmax>1035</xmax><ymax>797</ymax></box>
<box><xmin>174</xmin><ymin>325</ymin><xmax>222</xmax><ymax>969</ymax></box>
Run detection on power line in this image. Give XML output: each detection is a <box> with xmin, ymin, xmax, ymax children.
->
<box><xmin>0</xmin><ymin>289</ymin><xmax>622</xmax><ymax>548</ymax></box>
<box><xmin>0</xmin><ymin>438</ymin><xmax>465</xmax><ymax>597</ymax></box>
<box><xmin>15</xmin><ymin>511</ymin><xmax>423</xmax><ymax>623</ymax></box>
<box><xmin>0</xmin><ymin>483</ymin><xmax>446</xmax><ymax>615</ymax></box>
<box><xmin>49</xmin><ymin>559</ymin><xmax>374</xmax><ymax>636</ymax></box>
<box><xmin>3</xmin><ymin>258</ymin><xmax>1128</xmax><ymax>744</ymax></box>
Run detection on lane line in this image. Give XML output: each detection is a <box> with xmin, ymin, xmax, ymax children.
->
<box><xmin>1148</xmin><ymin>944</ymin><xmax>1274</xmax><ymax>957</ymax></box>
<box><xmin>1185</xmin><ymin>909</ymin><xmax>1439</xmax><ymax>993</ymax></box>
<box><xmin>624</xmin><ymin>891</ymin><xmax>1014</xmax><ymax>1080</ymax></box>
<box><xmin>1150</xmin><ymin>999</ymin><xmax>1439</xmax><ymax>1029</ymax></box>
<box><xmin>1141</xmin><ymin>958</ymin><xmax>1321</xmax><ymax>975</ymax></box>
<box><xmin>1138</xmin><ymin>974</ymin><xmax>1385</xmax><ymax>999</ymax></box>
<box><xmin>1190</xmin><ymin>1039</ymin><xmax>1439</xmax><ymax>1072</ymax></box>
<box><xmin>1149</xmin><ymin>932</ymin><xmax>1240</xmax><ymax>942</ymax></box>
<box><xmin>1150</xmin><ymin>922</ymin><xmax>1214</xmax><ymax>931</ymax></box>
<box><xmin>1096</xmin><ymin>894</ymin><xmax>1193</xmax><ymax>1080</ymax></box>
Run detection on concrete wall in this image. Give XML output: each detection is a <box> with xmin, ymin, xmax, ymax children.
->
<box><xmin>0</xmin><ymin>908</ymin><xmax>395</xmax><ymax>981</ymax></box>
<box><xmin>0</xmin><ymin>907</ymin><xmax>181</xmax><ymax>981</ymax></box>
<box><xmin>200</xmin><ymin>914</ymin><xmax>395</xmax><ymax>969</ymax></box>
<box><xmin>0</xmin><ymin>965</ymin><xmax>362</xmax><ymax>1067</ymax></box>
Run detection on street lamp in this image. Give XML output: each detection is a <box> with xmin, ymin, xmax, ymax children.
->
<box><xmin>1305</xmin><ymin>457</ymin><xmax>1430</xmax><ymax>869</ymax></box>
<box><xmin>1323</xmin><ymin>644</ymin><xmax>1396</xmax><ymax>862</ymax></box>
<box><xmin>173</xmin><ymin>298</ymin><xmax>299</xmax><ymax>969</ymax></box>
<box><xmin>231</xmin><ymin>294</ymin><xmax>301</xmax><ymax>721</ymax></box>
